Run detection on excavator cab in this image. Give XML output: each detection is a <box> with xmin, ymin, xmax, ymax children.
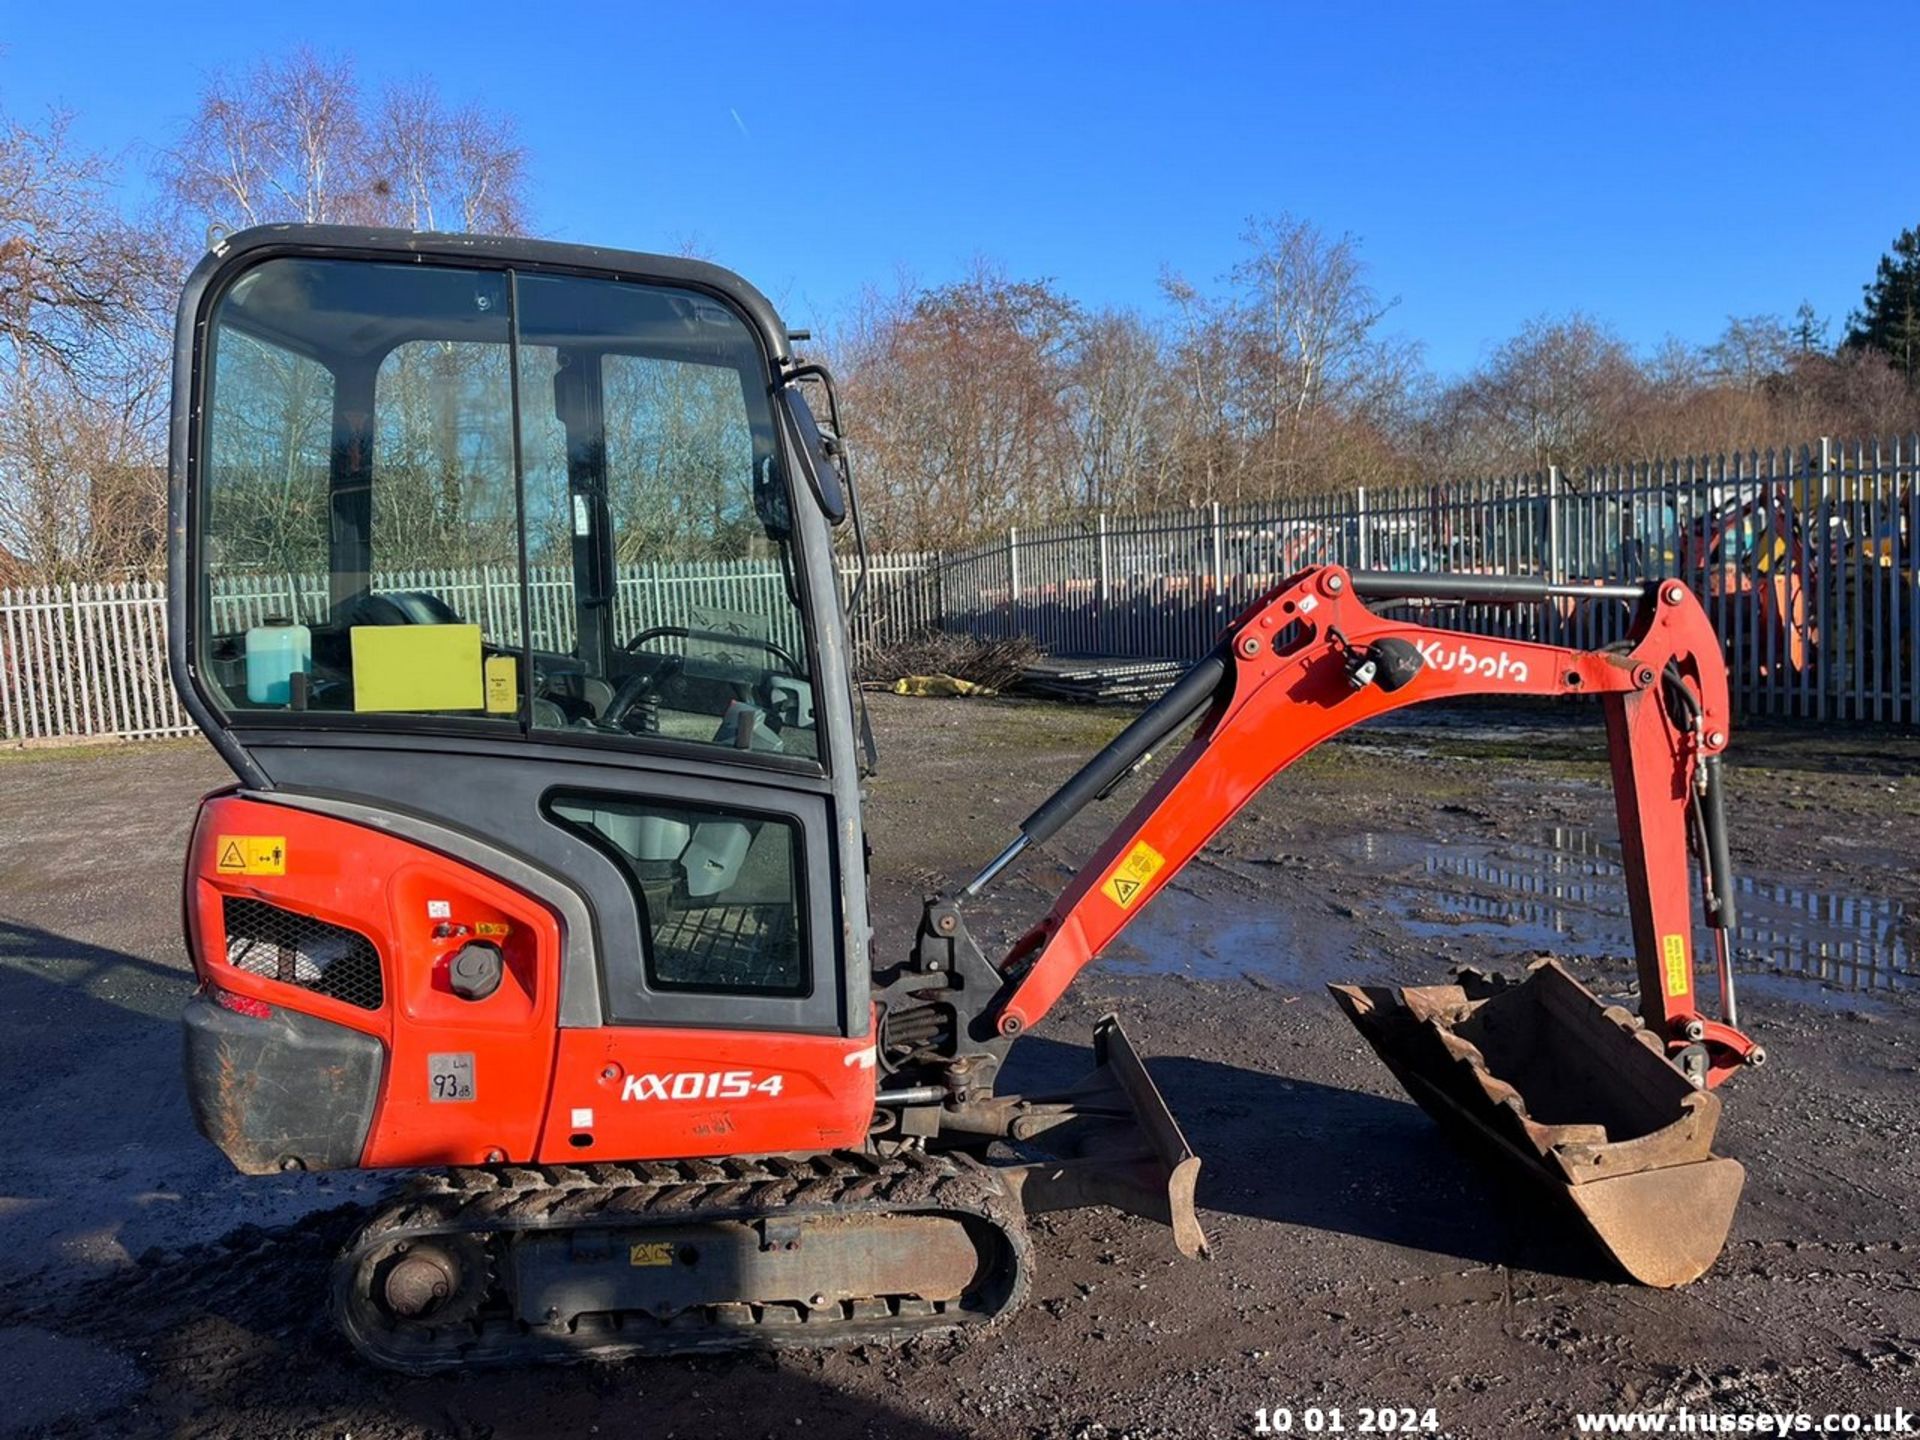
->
<box><xmin>169</xmin><ymin>227</ymin><xmax>1759</xmax><ymax>1374</ymax></box>
<box><xmin>173</xmin><ymin>227</ymin><xmax>904</xmax><ymax>1156</ymax></box>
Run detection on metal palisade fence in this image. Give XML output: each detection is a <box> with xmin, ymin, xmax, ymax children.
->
<box><xmin>938</xmin><ymin>437</ymin><xmax>1920</xmax><ymax>725</ymax></box>
<box><xmin>0</xmin><ymin>555</ymin><xmax>938</xmax><ymax>744</ymax></box>
<box><xmin>3</xmin><ymin>436</ymin><xmax>1918</xmax><ymax>742</ymax></box>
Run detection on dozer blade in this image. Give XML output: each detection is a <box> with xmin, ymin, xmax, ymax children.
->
<box><xmin>1003</xmin><ymin>1013</ymin><xmax>1210</xmax><ymax>1259</ymax></box>
<box><xmin>1329</xmin><ymin>959</ymin><xmax>1743</xmax><ymax>1287</ymax></box>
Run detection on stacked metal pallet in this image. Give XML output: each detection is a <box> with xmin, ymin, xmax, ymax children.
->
<box><xmin>1018</xmin><ymin>655</ymin><xmax>1184</xmax><ymax>705</ymax></box>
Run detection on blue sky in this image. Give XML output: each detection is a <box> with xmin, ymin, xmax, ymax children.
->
<box><xmin>5</xmin><ymin>2</ymin><xmax>1914</xmax><ymax>376</ymax></box>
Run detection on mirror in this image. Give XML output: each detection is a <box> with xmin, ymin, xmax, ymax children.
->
<box><xmin>780</xmin><ymin>380</ymin><xmax>849</xmax><ymax>527</ymax></box>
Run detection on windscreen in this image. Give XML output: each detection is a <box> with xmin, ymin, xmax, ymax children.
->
<box><xmin>197</xmin><ymin>256</ymin><xmax>818</xmax><ymax>761</ymax></box>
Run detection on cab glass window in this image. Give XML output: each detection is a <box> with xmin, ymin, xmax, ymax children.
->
<box><xmin>515</xmin><ymin>272</ymin><xmax>816</xmax><ymax>759</ymax></box>
<box><xmin>200</xmin><ymin>260</ymin><xmax>522</xmax><ymax>722</ymax></box>
<box><xmin>547</xmin><ymin>792</ymin><xmax>809</xmax><ymax>1000</ymax></box>
<box><xmin>195</xmin><ymin>256</ymin><xmax>818</xmax><ymax>760</ymax></box>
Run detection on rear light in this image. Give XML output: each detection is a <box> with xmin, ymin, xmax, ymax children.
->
<box><xmin>208</xmin><ymin>984</ymin><xmax>272</xmax><ymax>1020</ymax></box>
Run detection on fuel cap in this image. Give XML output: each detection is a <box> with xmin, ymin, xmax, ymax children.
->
<box><xmin>448</xmin><ymin>941</ymin><xmax>504</xmax><ymax>1001</ymax></box>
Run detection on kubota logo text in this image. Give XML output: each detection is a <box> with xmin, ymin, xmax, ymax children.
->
<box><xmin>621</xmin><ymin>1070</ymin><xmax>784</xmax><ymax>1102</ymax></box>
<box><xmin>1415</xmin><ymin>639</ymin><xmax>1530</xmax><ymax>684</ymax></box>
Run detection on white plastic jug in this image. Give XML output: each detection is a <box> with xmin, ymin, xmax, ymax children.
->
<box><xmin>245</xmin><ymin>617</ymin><xmax>312</xmax><ymax>706</ymax></box>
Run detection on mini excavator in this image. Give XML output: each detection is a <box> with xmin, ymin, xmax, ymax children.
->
<box><xmin>166</xmin><ymin>227</ymin><xmax>1761</xmax><ymax>1372</ymax></box>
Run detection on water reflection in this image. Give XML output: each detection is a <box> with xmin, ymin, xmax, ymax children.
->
<box><xmin>1348</xmin><ymin>827</ymin><xmax>1911</xmax><ymax>993</ymax></box>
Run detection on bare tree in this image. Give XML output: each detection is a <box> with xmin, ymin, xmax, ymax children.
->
<box><xmin>1437</xmin><ymin>315</ymin><xmax>1649</xmax><ymax>478</ymax></box>
<box><xmin>165</xmin><ymin>49</ymin><xmax>371</xmax><ymax>230</ymax></box>
<box><xmin>1707</xmin><ymin>315</ymin><xmax>1795</xmax><ymax>394</ymax></box>
<box><xmin>372</xmin><ymin>80</ymin><xmax>528</xmax><ymax>234</ymax></box>
<box><xmin>0</xmin><ymin>105</ymin><xmax>171</xmax><ymax>582</ymax></box>
<box><xmin>164</xmin><ymin>49</ymin><xmax>528</xmax><ymax>237</ymax></box>
<box><xmin>1069</xmin><ymin>309</ymin><xmax>1167</xmax><ymax>513</ymax></box>
<box><xmin>0</xmin><ymin>110</ymin><xmax>162</xmax><ymax>380</ymax></box>
<box><xmin>1152</xmin><ymin>217</ymin><xmax>1413</xmax><ymax>505</ymax></box>
<box><xmin>445</xmin><ymin>102</ymin><xmax>528</xmax><ymax>234</ymax></box>
<box><xmin>1231</xmin><ymin>214</ymin><xmax>1399</xmax><ymax>486</ymax></box>
<box><xmin>1157</xmin><ymin>270</ymin><xmax>1234</xmax><ymax>503</ymax></box>
<box><xmin>835</xmin><ymin>266</ymin><xmax>1080</xmax><ymax>548</ymax></box>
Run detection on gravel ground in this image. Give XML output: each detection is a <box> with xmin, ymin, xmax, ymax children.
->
<box><xmin>0</xmin><ymin>697</ymin><xmax>1915</xmax><ymax>1438</ymax></box>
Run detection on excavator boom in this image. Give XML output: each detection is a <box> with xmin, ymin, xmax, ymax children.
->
<box><xmin>921</xmin><ymin>564</ymin><xmax>1760</xmax><ymax>1283</ymax></box>
<box><xmin>981</xmin><ymin>566</ymin><xmax>1753</xmax><ymax>1076</ymax></box>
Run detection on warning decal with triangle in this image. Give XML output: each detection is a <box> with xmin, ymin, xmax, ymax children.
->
<box><xmin>215</xmin><ymin>836</ymin><xmax>287</xmax><ymax>876</ymax></box>
<box><xmin>1099</xmin><ymin>840</ymin><xmax>1166</xmax><ymax>911</ymax></box>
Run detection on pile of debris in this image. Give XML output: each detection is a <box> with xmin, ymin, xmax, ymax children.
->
<box><xmin>1018</xmin><ymin>655</ymin><xmax>1185</xmax><ymax>705</ymax></box>
<box><xmin>857</xmin><ymin>631</ymin><xmax>1041</xmax><ymax>692</ymax></box>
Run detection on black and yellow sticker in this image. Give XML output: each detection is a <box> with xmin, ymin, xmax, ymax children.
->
<box><xmin>216</xmin><ymin>836</ymin><xmax>286</xmax><ymax>876</ymax></box>
<box><xmin>475</xmin><ymin>921</ymin><xmax>511</xmax><ymax>938</ymax></box>
<box><xmin>629</xmin><ymin>1241</ymin><xmax>675</xmax><ymax>1267</ymax></box>
<box><xmin>1662</xmin><ymin>933</ymin><xmax>1689</xmax><ymax>997</ymax></box>
<box><xmin>484</xmin><ymin>654</ymin><xmax>519</xmax><ymax>714</ymax></box>
<box><xmin>1101</xmin><ymin>841</ymin><xmax>1166</xmax><ymax>911</ymax></box>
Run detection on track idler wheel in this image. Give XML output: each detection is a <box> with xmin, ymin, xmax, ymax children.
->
<box><xmin>349</xmin><ymin>1234</ymin><xmax>490</xmax><ymax>1332</ymax></box>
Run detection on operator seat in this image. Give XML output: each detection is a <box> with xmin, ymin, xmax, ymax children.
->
<box><xmin>313</xmin><ymin>590</ymin><xmax>467</xmax><ymax>673</ymax></box>
<box><xmin>340</xmin><ymin>590</ymin><xmax>465</xmax><ymax>627</ymax></box>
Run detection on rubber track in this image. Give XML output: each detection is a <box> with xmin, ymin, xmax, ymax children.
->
<box><xmin>333</xmin><ymin>1149</ymin><xmax>1030</xmax><ymax>1373</ymax></box>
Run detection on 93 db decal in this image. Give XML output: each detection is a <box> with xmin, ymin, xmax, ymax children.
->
<box><xmin>428</xmin><ymin>1052</ymin><xmax>475</xmax><ymax>1102</ymax></box>
<box><xmin>621</xmin><ymin>1070</ymin><xmax>784</xmax><ymax>1102</ymax></box>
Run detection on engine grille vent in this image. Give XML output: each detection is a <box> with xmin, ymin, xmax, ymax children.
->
<box><xmin>222</xmin><ymin>897</ymin><xmax>385</xmax><ymax>1011</ymax></box>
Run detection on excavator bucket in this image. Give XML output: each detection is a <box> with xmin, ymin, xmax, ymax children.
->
<box><xmin>1329</xmin><ymin>960</ymin><xmax>1743</xmax><ymax>1287</ymax></box>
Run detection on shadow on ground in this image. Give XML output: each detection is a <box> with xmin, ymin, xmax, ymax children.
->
<box><xmin>1008</xmin><ymin>1031</ymin><xmax>1619</xmax><ymax>1283</ymax></box>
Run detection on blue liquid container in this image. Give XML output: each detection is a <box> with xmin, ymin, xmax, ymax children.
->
<box><xmin>244</xmin><ymin>617</ymin><xmax>312</xmax><ymax>706</ymax></box>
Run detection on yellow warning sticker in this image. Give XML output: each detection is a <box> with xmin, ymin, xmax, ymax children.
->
<box><xmin>215</xmin><ymin>836</ymin><xmax>286</xmax><ymax>876</ymax></box>
<box><xmin>629</xmin><ymin>1241</ymin><xmax>674</xmax><ymax>1268</ymax></box>
<box><xmin>484</xmin><ymin>653</ymin><xmax>519</xmax><ymax>715</ymax></box>
<box><xmin>1101</xmin><ymin>841</ymin><xmax>1166</xmax><ymax>911</ymax></box>
<box><xmin>475</xmin><ymin>921</ymin><xmax>511</xmax><ymax>939</ymax></box>
<box><xmin>1662</xmin><ymin>933</ymin><xmax>1689</xmax><ymax>997</ymax></box>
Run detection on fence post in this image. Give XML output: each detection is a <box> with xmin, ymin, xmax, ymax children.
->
<box><xmin>1545</xmin><ymin>466</ymin><xmax>1562</xmax><ymax>583</ymax></box>
<box><xmin>66</xmin><ymin>582</ymin><xmax>93</xmax><ymax>736</ymax></box>
<box><xmin>1206</xmin><ymin>501</ymin><xmax>1224</xmax><ymax>645</ymax></box>
<box><xmin>1816</xmin><ymin>437</ymin><xmax>1832</xmax><ymax>722</ymax></box>
<box><xmin>1096</xmin><ymin>511</ymin><xmax>1110</xmax><ymax>653</ymax></box>
<box><xmin>1007</xmin><ymin>527</ymin><xmax>1020</xmax><ymax>639</ymax></box>
<box><xmin>1355</xmin><ymin>486</ymin><xmax>1370</xmax><ymax>570</ymax></box>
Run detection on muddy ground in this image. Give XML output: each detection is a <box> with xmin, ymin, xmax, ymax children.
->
<box><xmin>0</xmin><ymin>696</ymin><xmax>1916</xmax><ymax>1438</ymax></box>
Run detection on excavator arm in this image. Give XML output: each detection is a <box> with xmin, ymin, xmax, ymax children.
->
<box><xmin>891</xmin><ymin>565</ymin><xmax>1763</xmax><ymax>1287</ymax></box>
<box><xmin>975</xmin><ymin>565</ymin><xmax>1758</xmax><ymax>1086</ymax></box>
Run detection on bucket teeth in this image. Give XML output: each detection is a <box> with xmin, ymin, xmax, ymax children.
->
<box><xmin>1330</xmin><ymin>959</ymin><xmax>1743</xmax><ymax>1287</ymax></box>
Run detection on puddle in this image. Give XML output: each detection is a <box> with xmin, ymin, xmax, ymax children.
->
<box><xmin>1349</xmin><ymin>825</ymin><xmax>1914</xmax><ymax>995</ymax></box>
<box><xmin>1104</xmin><ymin>880</ymin><xmax>1360</xmax><ymax>986</ymax></box>
<box><xmin>1096</xmin><ymin>823</ymin><xmax>1912</xmax><ymax>1005</ymax></box>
